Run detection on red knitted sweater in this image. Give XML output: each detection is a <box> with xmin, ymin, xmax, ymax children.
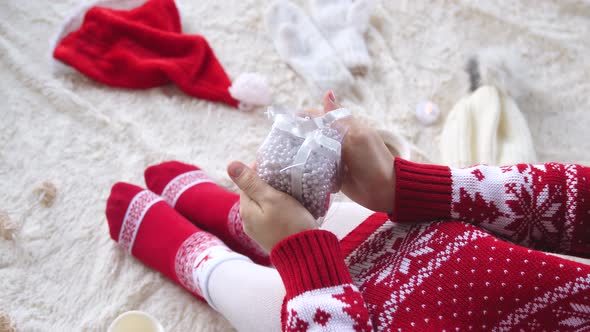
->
<box><xmin>270</xmin><ymin>159</ymin><xmax>590</xmax><ymax>331</ymax></box>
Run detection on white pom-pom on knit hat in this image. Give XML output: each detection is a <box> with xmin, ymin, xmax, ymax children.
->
<box><xmin>440</xmin><ymin>50</ymin><xmax>537</xmax><ymax>167</ymax></box>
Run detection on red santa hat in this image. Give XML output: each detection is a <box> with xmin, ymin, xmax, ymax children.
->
<box><xmin>51</xmin><ymin>0</ymin><xmax>272</xmax><ymax>110</ymax></box>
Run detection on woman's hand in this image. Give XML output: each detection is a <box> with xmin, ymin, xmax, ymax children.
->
<box><xmin>227</xmin><ymin>161</ymin><xmax>317</xmax><ymax>252</ymax></box>
<box><xmin>322</xmin><ymin>91</ymin><xmax>396</xmax><ymax>214</ymax></box>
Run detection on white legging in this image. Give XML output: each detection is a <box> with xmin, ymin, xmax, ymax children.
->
<box><xmin>208</xmin><ymin>202</ymin><xmax>373</xmax><ymax>332</ymax></box>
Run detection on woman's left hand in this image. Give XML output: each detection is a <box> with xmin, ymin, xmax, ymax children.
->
<box><xmin>227</xmin><ymin>161</ymin><xmax>317</xmax><ymax>252</ymax></box>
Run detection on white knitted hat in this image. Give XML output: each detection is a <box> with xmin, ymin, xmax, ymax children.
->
<box><xmin>440</xmin><ymin>51</ymin><xmax>537</xmax><ymax>167</ymax></box>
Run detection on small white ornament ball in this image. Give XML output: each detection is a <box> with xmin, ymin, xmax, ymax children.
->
<box><xmin>415</xmin><ymin>101</ymin><xmax>440</xmax><ymax>126</ymax></box>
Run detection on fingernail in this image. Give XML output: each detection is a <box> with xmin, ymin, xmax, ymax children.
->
<box><xmin>228</xmin><ymin>162</ymin><xmax>245</xmax><ymax>178</ymax></box>
<box><xmin>328</xmin><ymin>90</ymin><xmax>336</xmax><ymax>103</ymax></box>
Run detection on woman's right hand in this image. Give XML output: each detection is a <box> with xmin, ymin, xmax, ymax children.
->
<box><xmin>227</xmin><ymin>161</ymin><xmax>318</xmax><ymax>252</ymax></box>
<box><xmin>322</xmin><ymin>91</ymin><xmax>396</xmax><ymax>214</ymax></box>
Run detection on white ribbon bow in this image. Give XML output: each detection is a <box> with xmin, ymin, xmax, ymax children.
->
<box><xmin>267</xmin><ymin>106</ymin><xmax>351</xmax><ymax>201</ymax></box>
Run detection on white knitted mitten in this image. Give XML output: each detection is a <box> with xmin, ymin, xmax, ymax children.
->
<box><xmin>308</xmin><ymin>0</ymin><xmax>373</xmax><ymax>74</ymax></box>
<box><xmin>266</xmin><ymin>0</ymin><xmax>353</xmax><ymax>95</ymax></box>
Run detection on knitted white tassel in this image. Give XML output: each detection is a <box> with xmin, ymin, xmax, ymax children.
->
<box><xmin>229</xmin><ymin>73</ymin><xmax>273</xmax><ymax>111</ymax></box>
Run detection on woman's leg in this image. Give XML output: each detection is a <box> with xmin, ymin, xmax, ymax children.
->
<box><xmin>208</xmin><ymin>260</ymin><xmax>285</xmax><ymax>331</ymax></box>
<box><xmin>321</xmin><ymin>201</ymin><xmax>374</xmax><ymax>239</ymax></box>
<box><xmin>207</xmin><ymin>202</ymin><xmax>373</xmax><ymax>331</ymax></box>
<box><xmin>140</xmin><ymin>162</ymin><xmax>375</xmax><ymax>330</ymax></box>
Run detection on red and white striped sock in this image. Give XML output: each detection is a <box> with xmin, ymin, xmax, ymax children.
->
<box><xmin>144</xmin><ymin>161</ymin><xmax>270</xmax><ymax>266</ymax></box>
<box><xmin>105</xmin><ymin>182</ymin><xmax>250</xmax><ymax>308</ymax></box>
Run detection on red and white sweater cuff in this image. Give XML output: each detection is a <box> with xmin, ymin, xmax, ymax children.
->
<box><xmin>271</xmin><ymin>229</ymin><xmax>352</xmax><ymax>297</ymax></box>
<box><xmin>392</xmin><ymin>158</ymin><xmax>453</xmax><ymax>223</ymax></box>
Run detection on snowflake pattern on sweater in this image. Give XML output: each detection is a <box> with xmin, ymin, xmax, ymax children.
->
<box><xmin>393</xmin><ymin>159</ymin><xmax>590</xmax><ymax>257</ymax></box>
<box><xmin>450</xmin><ymin>163</ymin><xmax>572</xmax><ymax>252</ymax></box>
<box><xmin>270</xmin><ymin>159</ymin><xmax>590</xmax><ymax>331</ymax></box>
<box><xmin>345</xmin><ymin>219</ymin><xmax>590</xmax><ymax>331</ymax></box>
<box><xmin>284</xmin><ymin>284</ymin><xmax>372</xmax><ymax>332</ymax></box>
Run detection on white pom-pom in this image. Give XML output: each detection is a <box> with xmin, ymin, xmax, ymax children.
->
<box><xmin>229</xmin><ymin>73</ymin><xmax>273</xmax><ymax>111</ymax></box>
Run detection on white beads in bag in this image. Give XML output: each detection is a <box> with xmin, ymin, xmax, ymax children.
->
<box><xmin>257</xmin><ymin>108</ymin><xmax>350</xmax><ymax>220</ymax></box>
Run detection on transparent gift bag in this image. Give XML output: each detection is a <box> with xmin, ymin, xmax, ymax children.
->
<box><xmin>256</xmin><ymin>106</ymin><xmax>351</xmax><ymax>222</ymax></box>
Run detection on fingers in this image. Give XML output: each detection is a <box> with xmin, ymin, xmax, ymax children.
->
<box><xmin>341</xmin><ymin>123</ymin><xmax>381</xmax><ymax>172</ymax></box>
<box><xmin>322</xmin><ymin>90</ymin><xmax>339</xmax><ymax>113</ymax></box>
<box><xmin>301</xmin><ymin>108</ymin><xmax>323</xmax><ymax>118</ymax></box>
<box><xmin>227</xmin><ymin>161</ymin><xmax>270</xmax><ymax>203</ymax></box>
<box><xmin>299</xmin><ymin>90</ymin><xmax>340</xmax><ymax>118</ymax></box>
<box><xmin>238</xmin><ymin>191</ymin><xmax>258</xmax><ymax>234</ymax></box>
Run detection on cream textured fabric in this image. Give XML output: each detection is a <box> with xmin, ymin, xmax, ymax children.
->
<box><xmin>440</xmin><ymin>85</ymin><xmax>537</xmax><ymax>167</ymax></box>
<box><xmin>265</xmin><ymin>0</ymin><xmax>353</xmax><ymax>96</ymax></box>
<box><xmin>2</xmin><ymin>0</ymin><xmax>590</xmax><ymax>331</ymax></box>
<box><xmin>308</xmin><ymin>0</ymin><xmax>373</xmax><ymax>73</ymax></box>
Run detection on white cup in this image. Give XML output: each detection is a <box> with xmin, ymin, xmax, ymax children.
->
<box><xmin>107</xmin><ymin>311</ymin><xmax>164</xmax><ymax>332</ymax></box>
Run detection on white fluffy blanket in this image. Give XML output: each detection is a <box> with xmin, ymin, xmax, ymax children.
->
<box><xmin>1</xmin><ymin>0</ymin><xmax>590</xmax><ymax>331</ymax></box>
